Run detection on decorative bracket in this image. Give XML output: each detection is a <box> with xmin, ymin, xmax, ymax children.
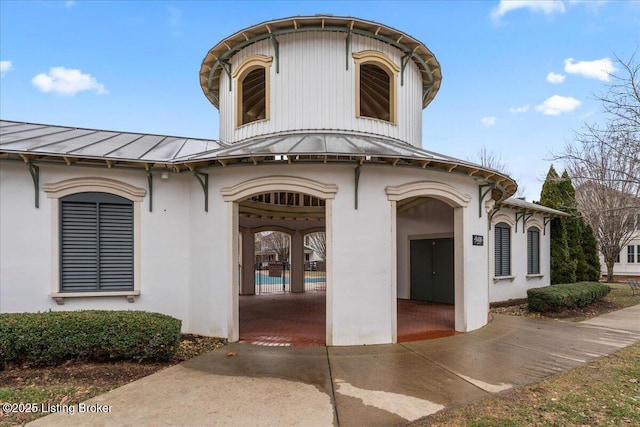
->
<box><xmin>543</xmin><ymin>216</ymin><xmax>553</xmax><ymax>235</ymax></box>
<box><xmin>354</xmin><ymin>163</ymin><xmax>362</xmax><ymax>209</ymax></box>
<box><xmin>488</xmin><ymin>205</ymin><xmax>502</xmax><ymax>230</ymax></box>
<box><xmin>478</xmin><ymin>183</ymin><xmax>496</xmax><ymax>218</ymax></box>
<box><xmin>146</xmin><ymin>170</ymin><xmax>153</xmax><ymax>212</ymax></box>
<box><xmin>515</xmin><ymin>211</ymin><xmax>533</xmax><ymax>233</ymax></box>
<box><xmin>270</xmin><ymin>36</ymin><xmax>280</xmax><ymax>73</ymax></box>
<box><xmin>26</xmin><ymin>162</ymin><xmax>40</xmax><ymax>208</ymax></box>
<box><xmin>220</xmin><ymin>60</ymin><xmax>232</xmax><ymax>91</ymax></box>
<box><xmin>345</xmin><ymin>30</ymin><xmax>351</xmax><ymax>70</ymax></box>
<box><xmin>400</xmin><ymin>53</ymin><xmax>411</xmax><ymax>86</ymax></box>
<box><xmin>193</xmin><ymin>170</ymin><xmax>209</xmax><ymax>212</ymax></box>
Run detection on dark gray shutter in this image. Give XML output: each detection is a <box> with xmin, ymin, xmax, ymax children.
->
<box><xmin>61</xmin><ymin>202</ymin><xmax>98</xmax><ymax>291</ymax></box>
<box><xmin>494</xmin><ymin>223</ymin><xmax>511</xmax><ymax>276</ymax></box>
<box><xmin>60</xmin><ymin>192</ymin><xmax>133</xmax><ymax>292</ymax></box>
<box><xmin>98</xmin><ymin>203</ymin><xmax>134</xmax><ymax>290</ymax></box>
<box><xmin>527</xmin><ymin>228</ymin><xmax>540</xmax><ymax>274</ymax></box>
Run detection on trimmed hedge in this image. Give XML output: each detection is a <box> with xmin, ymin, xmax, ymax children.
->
<box><xmin>527</xmin><ymin>282</ymin><xmax>611</xmax><ymax>312</ymax></box>
<box><xmin>0</xmin><ymin>310</ymin><xmax>181</xmax><ymax>366</ymax></box>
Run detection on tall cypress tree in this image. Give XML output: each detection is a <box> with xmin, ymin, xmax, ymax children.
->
<box><xmin>539</xmin><ymin>166</ymin><xmax>576</xmax><ymax>284</ymax></box>
<box><xmin>558</xmin><ymin>171</ymin><xmax>586</xmax><ymax>280</ymax></box>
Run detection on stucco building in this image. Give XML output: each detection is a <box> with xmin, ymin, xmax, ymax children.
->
<box><xmin>0</xmin><ymin>15</ymin><xmax>566</xmax><ymax>345</ymax></box>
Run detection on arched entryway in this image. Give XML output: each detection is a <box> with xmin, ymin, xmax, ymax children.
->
<box><xmin>221</xmin><ymin>176</ymin><xmax>337</xmax><ymax>345</ymax></box>
<box><xmin>387</xmin><ymin>181</ymin><xmax>471</xmax><ymax>342</ymax></box>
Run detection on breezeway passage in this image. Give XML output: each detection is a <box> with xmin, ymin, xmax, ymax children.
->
<box><xmin>238</xmin><ymin>292</ymin><xmax>456</xmax><ymax>346</ymax></box>
<box><xmin>28</xmin><ymin>305</ymin><xmax>640</xmax><ymax>427</ymax></box>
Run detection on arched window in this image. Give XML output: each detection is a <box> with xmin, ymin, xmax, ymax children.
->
<box><xmin>60</xmin><ymin>192</ymin><xmax>134</xmax><ymax>292</ymax></box>
<box><xmin>494</xmin><ymin>222</ymin><xmax>511</xmax><ymax>277</ymax></box>
<box><xmin>353</xmin><ymin>51</ymin><xmax>399</xmax><ymax>124</ymax></box>
<box><xmin>233</xmin><ymin>55</ymin><xmax>273</xmax><ymax>127</ymax></box>
<box><xmin>527</xmin><ymin>227</ymin><xmax>541</xmax><ymax>275</ymax></box>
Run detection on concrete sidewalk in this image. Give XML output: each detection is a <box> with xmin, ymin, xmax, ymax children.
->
<box><xmin>28</xmin><ymin>305</ymin><xmax>640</xmax><ymax>426</ymax></box>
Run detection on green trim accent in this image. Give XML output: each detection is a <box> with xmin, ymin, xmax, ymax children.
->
<box><xmin>270</xmin><ymin>36</ymin><xmax>280</xmax><ymax>74</ymax></box>
<box><xmin>515</xmin><ymin>211</ymin><xmax>533</xmax><ymax>233</ymax></box>
<box><xmin>400</xmin><ymin>53</ymin><xmax>411</xmax><ymax>86</ymax></box>
<box><xmin>345</xmin><ymin>30</ymin><xmax>351</xmax><ymax>70</ymax></box>
<box><xmin>27</xmin><ymin>162</ymin><xmax>40</xmax><ymax>208</ymax></box>
<box><xmin>488</xmin><ymin>205</ymin><xmax>501</xmax><ymax>230</ymax></box>
<box><xmin>478</xmin><ymin>183</ymin><xmax>496</xmax><ymax>218</ymax></box>
<box><xmin>193</xmin><ymin>170</ymin><xmax>209</xmax><ymax>212</ymax></box>
<box><xmin>146</xmin><ymin>171</ymin><xmax>153</xmax><ymax>212</ymax></box>
<box><xmin>543</xmin><ymin>216</ymin><xmax>553</xmax><ymax>235</ymax></box>
<box><xmin>206</xmin><ymin>25</ymin><xmax>436</xmax><ymax>107</ymax></box>
<box><xmin>354</xmin><ymin>163</ymin><xmax>362</xmax><ymax>209</ymax></box>
<box><xmin>221</xmin><ymin>60</ymin><xmax>232</xmax><ymax>91</ymax></box>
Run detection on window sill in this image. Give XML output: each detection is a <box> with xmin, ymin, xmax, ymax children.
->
<box><xmin>355</xmin><ymin>114</ymin><xmax>397</xmax><ymax>126</ymax></box>
<box><xmin>526</xmin><ymin>274</ymin><xmax>544</xmax><ymax>279</ymax></box>
<box><xmin>50</xmin><ymin>291</ymin><xmax>139</xmax><ymax>305</ymax></box>
<box><xmin>493</xmin><ymin>275</ymin><xmax>515</xmax><ymax>283</ymax></box>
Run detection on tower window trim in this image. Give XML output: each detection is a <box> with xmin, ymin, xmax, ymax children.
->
<box><xmin>232</xmin><ymin>55</ymin><xmax>273</xmax><ymax>128</ymax></box>
<box><xmin>353</xmin><ymin>50</ymin><xmax>400</xmax><ymax>124</ymax></box>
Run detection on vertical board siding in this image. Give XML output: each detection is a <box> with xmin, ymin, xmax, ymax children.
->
<box><xmin>218</xmin><ymin>32</ymin><xmax>423</xmax><ymax>147</ymax></box>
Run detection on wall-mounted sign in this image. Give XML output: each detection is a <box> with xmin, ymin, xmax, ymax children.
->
<box><xmin>472</xmin><ymin>235</ymin><xmax>484</xmax><ymax>246</ymax></box>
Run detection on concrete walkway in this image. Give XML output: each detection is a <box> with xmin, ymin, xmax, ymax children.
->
<box><xmin>29</xmin><ymin>305</ymin><xmax>640</xmax><ymax>427</ymax></box>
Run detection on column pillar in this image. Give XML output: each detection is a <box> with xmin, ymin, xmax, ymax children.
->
<box><xmin>291</xmin><ymin>230</ymin><xmax>305</xmax><ymax>293</ymax></box>
<box><xmin>241</xmin><ymin>229</ymin><xmax>255</xmax><ymax>295</ymax></box>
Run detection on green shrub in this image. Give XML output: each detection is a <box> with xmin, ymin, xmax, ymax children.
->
<box><xmin>0</xmin><ymin>310</ymin><xmax>181</xmax><ymax>366</ymax></box>
<box><xmin>527</xmin><ymin>282</ymin><xmax>610</xmax><ymax>312</ymax></box>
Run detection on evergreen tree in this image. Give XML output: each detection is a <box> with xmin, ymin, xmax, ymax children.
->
<box><xmin>558</xmin><ymin>171</ymin><xmax>586</xmax><ymax>280</ymax></box>
<box><xmin>581</xmin><ymin>223</ymin><xmax>601</xmax><ymax>281</ymax></box>
<box><xmin>539</xmin><ymin>166</ymin><xmax>576</xmax><ymax>284</ymax></box>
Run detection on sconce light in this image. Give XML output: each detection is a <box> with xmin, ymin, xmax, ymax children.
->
<box><xmin>161</xmin><ymin>171</ymin><xmax>169</xmax><ymax>180</ymax></box>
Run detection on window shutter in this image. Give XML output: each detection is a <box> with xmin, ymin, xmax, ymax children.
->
<box><xmin>527</xmin><ymin>228</ymin><xmax>540</xmax><ymax>274</ymax></box>
<box><xmin>494</xmin><ymin>223</ymin><xmax>511</xmax><ymax>276</ymax></box>
<box><xmin>60</xmin><ymin>192</ymin><xmax>133</xmax><ymax>292</ymax></box>
<box><xmin>61</xmin><ymin>202</ymin><xmax>98</xmax><ymax>291</ymax></box>
<box><xmin>98</xmin><ymin>203</ymin><xmax>134</xmax><ymax>290</ymax></box>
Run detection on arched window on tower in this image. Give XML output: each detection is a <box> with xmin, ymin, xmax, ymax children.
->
<box><xmin>353</xmin><ymin>51</ymin><xmax>399</xmax><ymax>124</ymax></box>
<box><xmin>233</xmin><ymin>55</ymin><xmax>273</xmax><ymax>127</ymax></box>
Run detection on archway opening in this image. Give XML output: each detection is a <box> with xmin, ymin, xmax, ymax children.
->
<box><xmin>395</xmin><ymin>196</ymin><xmax>457</xmax><ymax>341</ymax></box>
<box><xmin>237</xmin><ymin>191</ymin><xmax>327</xmax><ymax>346</ymax></box>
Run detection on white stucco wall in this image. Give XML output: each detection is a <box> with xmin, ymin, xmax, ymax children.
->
<box><xmin>0</xmin><ymin>162</ymin><xmax>197</xmax><ymax>332</ymax></box>
<box><xmin>488</xmin><ymin>209</ymin><xmax>551</xmax><ymax>302</ymax></box>
<box><xmin>2</xmin><ymin>158</ymin><xmax>550</xmax><ymax>345</ymax></box>
<box><xmin>218</xmin><ymin>32</ymin><xmax>423</xmax><ymax>146</ymax></box>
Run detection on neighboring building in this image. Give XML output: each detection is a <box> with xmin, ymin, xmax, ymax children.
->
<box><xmin>0</xmin><ymin>15</ymin><xmax>566</xmax><ymax>345</ymax></box>
<box><xmin>601</xmin><ymin>214</ymin><xmax>640</xmax><ymax>280</ymax></box>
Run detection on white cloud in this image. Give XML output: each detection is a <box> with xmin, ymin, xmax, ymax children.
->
<box><xmin>546</xmin><ymin>72</ymin><xmax>565</xmax><ymax>84</ymax></box>
<box><xmin>481</xmin><ymin>116</ymin><xmax>497</xmax><ymax>126</ymax></box>
<box><xmin>535</xmin><ymin>95</ymin><xmax>581</xmax><ymax>115</ymax></box>
<box><xmin>65</xmin><ymin>1</ymin><xmax>76</xmax><ymax>7</ymax></box>
<box><xmin>564</xmin><ymin>57</ymin><xmax>617</xmax><ymax>81</ymax></box>
<box><xmin>491</xmin><ymin>0</ymin><xmax>566</xmax><ymax>20</ymax></box>
<box><xmin>509</xmin><ymin>104</ymin><xmax>529</xmax><ymax>114</ymax></box>
<box><xmin>0</xmin><ymin>60</ymin><xmax>13</xmax><ymax>76</ymax></box>
<box><xmin>31</xmin><ymin>66</ymin><xmax>107</xmax><ymax>96</ymax></box>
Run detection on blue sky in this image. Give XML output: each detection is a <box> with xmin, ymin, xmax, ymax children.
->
<box><xmin>1</xmin><ymin>1</ymin><xmax>638</xmax><ymax>201</ymax></box>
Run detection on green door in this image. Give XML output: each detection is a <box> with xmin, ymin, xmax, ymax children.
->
<box><xmin>410</xmin><ymin>238</ymin><xmax>454</xmax><ymax>304</ymax></box>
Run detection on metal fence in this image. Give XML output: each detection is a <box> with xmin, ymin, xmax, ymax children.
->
<box><xmin>254</xmin><ymin>261</ymin><xmax>326</xmax><ymax>294</ymax></box>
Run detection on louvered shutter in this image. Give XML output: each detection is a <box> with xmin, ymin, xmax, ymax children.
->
<box><xmin>61</xmin><ymin>202</ymin><xmax>98</xmax><ymax>291</ymax></box>
<box><xmin>494</xmin><ymin>223</ymin><xmax>511</xmax><ymax>276</ymax></box>
<box><xmin>60</xmin><ymin>192</ymin><xmax>133</xmax><ymax>292</ymax></box>
<box><xmin>527</xmin><ymin>227</ymin><xmax>540</xmax><ymax>274</ymax></box>
<box><xmin>98</xmin><ymin>203</ymin><xmax>134</xmax><ymax>290</ymax></box>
